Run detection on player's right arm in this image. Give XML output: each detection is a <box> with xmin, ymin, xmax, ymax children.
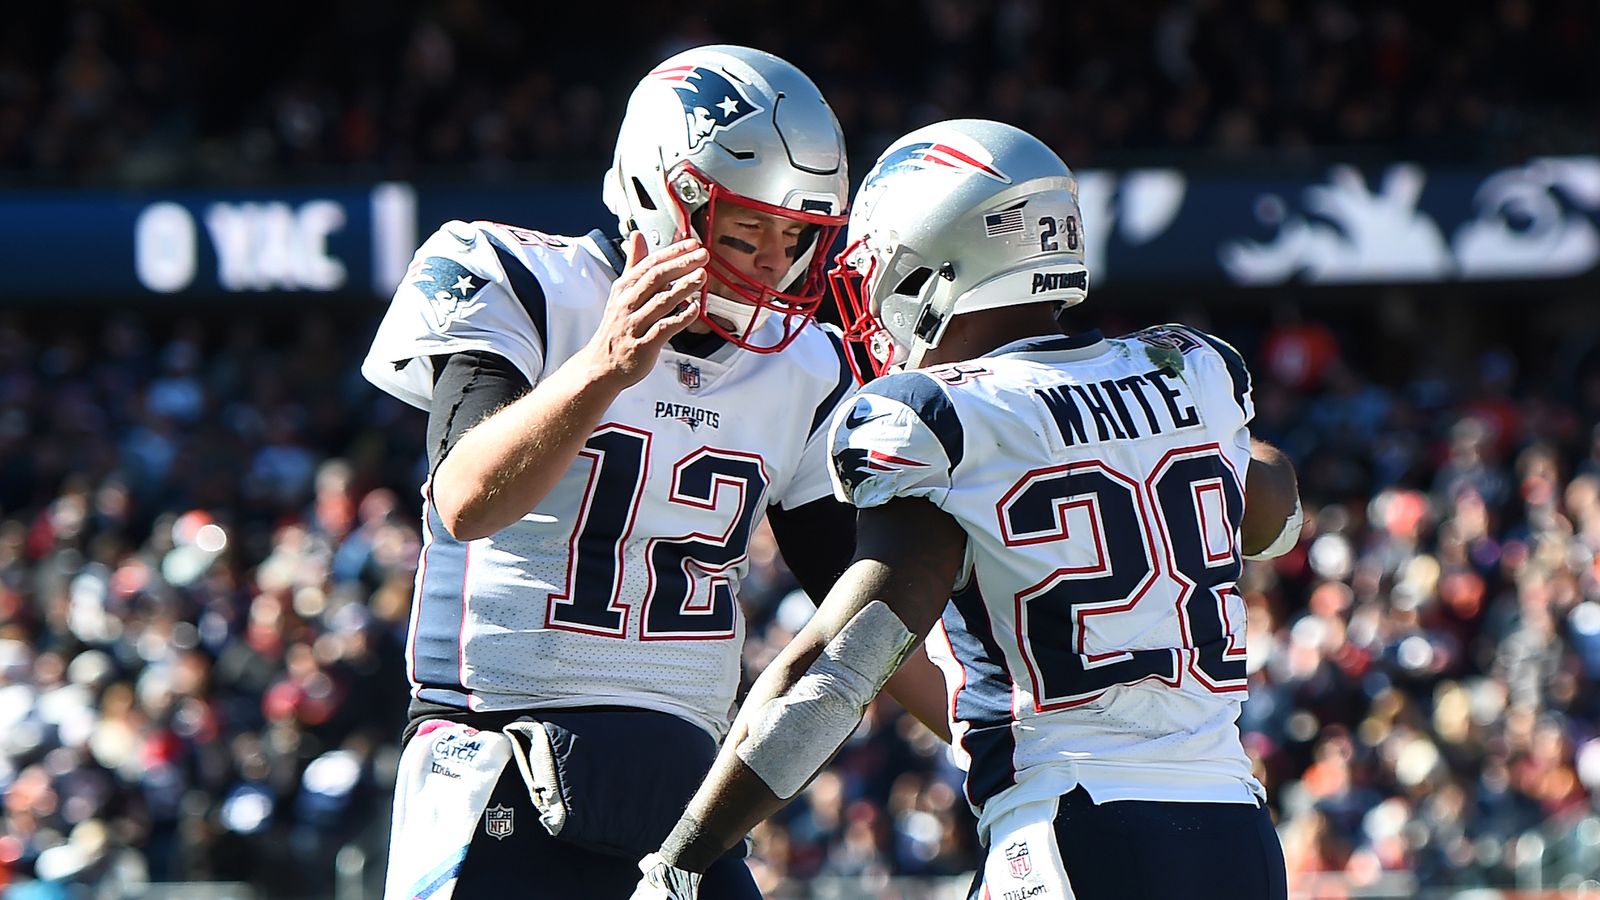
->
<box><xmin>637</xmin><ymin>497</ymin><xmax>966</xmax><ymax>887</ymax></box>
<box><xmin>431</xmin><ymin>232</ymin><xmax>707</xmax><ymax>540</ymax></box>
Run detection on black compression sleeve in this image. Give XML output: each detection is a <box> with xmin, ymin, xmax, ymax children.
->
<box><xmin>768</xmin><ymin>496</ymin><xmax>859</xmax><ymax>604</ymax></box>
<box><xmin>425</xmin><ymin>350</ymin><xmax>532</xmax><ymax>473</ymax></box>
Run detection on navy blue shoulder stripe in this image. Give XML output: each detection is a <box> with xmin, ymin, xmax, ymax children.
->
<box><xmin>808</xmin><ymin>330</ymin><xmax>857</xmax><ymax>441</ymax></box>
<box><xmin>486</xmin><ymin>235</ymin><xmax>549</xmax><ymax>352</ymax></box>
<box><xmin>1188</xmin><ymin>328</ymin><xmax>1252</xmax><ymax>419</ymax></box>
<box><xmin>864</xmin><ymin>371</ymin><xmax>965</xmax><ymax>473</ymax></box>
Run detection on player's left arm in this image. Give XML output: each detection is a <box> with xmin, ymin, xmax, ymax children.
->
<box><xmin>1173</xmin><ymin>325</ymin><xmax>1301</xmax><ymax>559</ymax></box>
<box><xmin>1241</xmin><ymin>436</ymin><xmax>1302</xmax><ymax>559</ymax></box>
<box><xmin>768</xmin><ymin>498</ymin><xmax>953</xmax><ymax>742</ymax></box>
<box><xmin>639</xmin><ymin>497</ymin><xmax>966</xmax><ymax>885</ymax></box>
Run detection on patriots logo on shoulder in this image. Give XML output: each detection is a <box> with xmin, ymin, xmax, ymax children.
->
<box><xmin>652</xmin><ymin>65</ymin><xmax>763</xmax><ymax>150</ymax></box>
<box><xmin>868</xmin><ymin>141</ymin><xmax>1011</xmax><ymax>185</ymax></box>
<box><xmin>834</xmin><ymin>446</ymin><xmax>928</xmax><ymax>496</ymax></box>
<box><xmin>411</xmin><ymin>256</ymin><xmax>488</xmax><ymax>321</ymax></box>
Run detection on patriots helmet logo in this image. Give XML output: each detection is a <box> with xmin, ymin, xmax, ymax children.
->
<box><xmin>652</xmin><ymin>65</ymin><xmax>764</xmax><ymax>150</ymax></box>
<box><xmin>867</xmin><ymin>141</ymin><xmax>1012</xmax><ymax>186</ymax></box>
<box><xmin>411</xmin><ymin>256</ymin><xmax>487</xmax><ymax>320</ymax></box>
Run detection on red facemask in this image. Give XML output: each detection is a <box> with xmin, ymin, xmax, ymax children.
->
<box><xmin>828</xmin><ymin>237</ymin><xmax>898</xmax><ymax>382</ymax></box>
<box><xmin>667</xmin><ymin>163</ymin><xmax>846</xmax><ymax>353</ymax></box>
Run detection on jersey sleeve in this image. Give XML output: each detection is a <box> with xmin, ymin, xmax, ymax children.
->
<box><xmin>362</xmin><ymin>221</ymin><xmax>549</xmax><ymax>410</ymax></box>
<box><xmin>774</xmin><ymin>327</ymin><xmax>859</xmax><ymax>510</ymax></box>
<box><xmin>828</xmin><ymin>371</ymin><xmax>966</xmax><ymax>510</ymax></box>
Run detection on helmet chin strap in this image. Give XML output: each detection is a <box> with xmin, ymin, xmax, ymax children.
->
<box><xmin>899</xmin><ymin>341</ymin><xmax>932</xmax><ymax>372</ymax></box>
<box><xmin>895</xmin><ymin>265</ymin><xmax>955</xmax><ymax>372</ymax></box>
<box><xmin>701</xmin><ymin>290</ymin><xmax>770</xmax><ymax>339</ymax></box>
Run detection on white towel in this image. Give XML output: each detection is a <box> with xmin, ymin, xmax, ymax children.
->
<box><xmin>980</xmin><ymin>797</ymin><xmax>1078</xmax><ymax>900</ymax></box>
<box><xmin>384</xmin><ymin>720</ymin><xmax>513</xmax><ymax>900</ymax></box>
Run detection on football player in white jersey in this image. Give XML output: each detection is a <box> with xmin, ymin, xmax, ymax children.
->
<box><xmin>363</xmin><ymin>46</ymin><xmax>947</xmax><ymax>900</ymax></box>
<box><xmin>630</xmin><ymin>120</ymin><xmax>1300</xmax><ymax>900</ymax></box>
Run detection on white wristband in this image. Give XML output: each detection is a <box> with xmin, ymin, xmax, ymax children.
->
<box><xmin>1244</xmin><ymin>494</ymin><xmax>1303</xmax><ymax>561</ymax></box>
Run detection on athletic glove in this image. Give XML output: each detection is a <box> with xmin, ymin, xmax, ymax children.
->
<box><xmin>628</xmin><ymin>851</ymin><xmax>701</xmax><ymax>900</ymax></box>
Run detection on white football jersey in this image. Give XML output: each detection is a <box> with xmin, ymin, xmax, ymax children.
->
<box><xmin>828</xmin><ymin>326</ymin><xmax>1265</xmax><ymax>832</ymax></box>
<box><xmin>363</xmin><ymin>221</ymin><xmax>855</xmax><ymax>738</ymax></box>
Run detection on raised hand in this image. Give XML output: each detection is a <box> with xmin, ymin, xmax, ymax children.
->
<box><xmin>581</xmin><ymin>232</ymin><xmax>708</xmax><ymax>389</ymax></box>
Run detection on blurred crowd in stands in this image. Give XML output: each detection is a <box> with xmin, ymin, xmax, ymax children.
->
<box><xmin>4</xmin><ymin>0</ymin><xmax>1597</xmax><ymax>184</ymax></box>
<box><xmin>3</xmin><ymin>297</ymin><xmax>1600</xmax><ymax>897</ymax></box>
<box><xmin>0</xmin><ymin>315</ymin><xmax>425</xmax><ymax>896</ymax></box>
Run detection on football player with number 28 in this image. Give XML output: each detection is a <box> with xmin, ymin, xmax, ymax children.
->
<box><xmin>362</xmin><ymin>46</ymin><xmax>948</xmax><ymax>900</ymax></box>
<box><xmin>631</xmin><ymin>120</ymin><xmax>1299</xmax><ymax>900</ymax></box>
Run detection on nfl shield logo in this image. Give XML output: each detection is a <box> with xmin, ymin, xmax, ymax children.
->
<box><xmin>1004</xmin><ymin>842</ymin><xmax>1032</xmax><ymax>879</ymax></box>
<box><xmin>677</xmin><ymin>361</ymin><xmax>702</xmax><ymax>391</ymax></box>
<box><xmin>485</xmin><ymin>804</ymin><xmax>514</xmax><ymax>840</ymax></box>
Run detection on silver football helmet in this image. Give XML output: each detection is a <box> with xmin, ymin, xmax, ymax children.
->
<box><xmin>830</xmin><ymin>119</ymin><xmax>1089</xmax><ymax>378</ymax></box>
<box><xmin>603</xmin><ymin>45</ymin><xmax>849</xmax><ymax>352</ymax></box>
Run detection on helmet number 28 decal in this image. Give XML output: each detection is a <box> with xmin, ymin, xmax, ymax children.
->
<box><xmin>1038</xmin><ymin>216</ymin><xmax>1081</xmax><ymax>253</ymax></box>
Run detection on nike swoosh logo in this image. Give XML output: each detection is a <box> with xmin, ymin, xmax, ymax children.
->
<box><xmin>845</xmin><ymin>406</ymin><xmax>892</xmax><ymax>429</ymax></box>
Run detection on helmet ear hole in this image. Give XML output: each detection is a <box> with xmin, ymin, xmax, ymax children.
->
<box><xmin>631</xmin><ymin>177</ymin><xmax>658</xmax><ymax>211</ymax></box>
<box><xmin>893</xmin><ymin>267</ymin><xmax>933</xmax><ymax>296</ymax></box>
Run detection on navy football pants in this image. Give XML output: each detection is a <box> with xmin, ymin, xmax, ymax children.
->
<box><xmin>971</xmin><ymin>787</ymin><xmax>1288</xmax><ymax>900</ymax></box>
<box><xmin>430</xmin><ymin>708</ymin><xmax>760</xmax><ymax>899</ymax></box>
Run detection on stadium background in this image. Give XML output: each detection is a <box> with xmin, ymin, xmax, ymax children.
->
<box><xmin>3</xmin><ymin>2</ymin><xmax>1599</xmax><ymax>898</ymax></box>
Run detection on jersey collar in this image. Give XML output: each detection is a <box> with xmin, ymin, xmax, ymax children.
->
<box><xmin>982</xmin><ymin>329</ymin><xmax>1106</xmax><ymax>359</ymax></box>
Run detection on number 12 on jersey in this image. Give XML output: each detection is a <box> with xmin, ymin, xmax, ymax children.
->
<box><xmin>997</xmin><ymin>444</ymin><xmax>1247</xmax><ymax>710</ymax></box>
<box><xmin>546</xmin><ymin>424</ymin><xmax>769</xmax><ymax>641</ymax></box>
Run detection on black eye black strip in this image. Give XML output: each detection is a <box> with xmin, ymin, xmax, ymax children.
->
<box><xmin>718</xmin><ymin>235</ymin><xmax>758</xmax><ymax>254</ymax></box>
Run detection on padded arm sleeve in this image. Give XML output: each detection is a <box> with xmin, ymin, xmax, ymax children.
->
<box><xmin>425</xmin><ymin>350</ymin><xmax>532</xmax><ymax>474</ymax></box>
